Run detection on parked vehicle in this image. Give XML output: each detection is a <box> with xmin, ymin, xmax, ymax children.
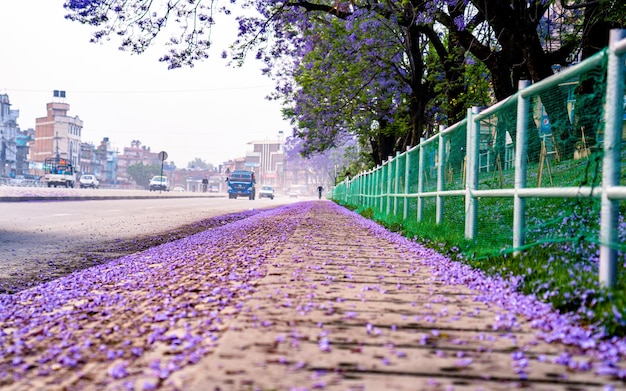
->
<box><xmin>43</xmin><ymin>157</ymin><xmax>76</xmax><ymax>188</ymax></box>
<box><xmin>79</xmin><ymin>174</ymin><xmax>99</xmax><ymax>189</ymax></box>
<box><xmin>259</xmin><ymin>185</ymin><xmax>275</xmax><ymax>199</ymax></box>
<box><xmin>149</xmin><ymin>175</ymin><xmax>170</xmax><ymax>192</ymax></box>
<box><xmin>226</xmin><ymin>170</ymin><xmax>256</xmax><ymax>200</ymax></box>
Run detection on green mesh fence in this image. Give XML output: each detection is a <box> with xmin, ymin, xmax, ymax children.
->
<box><xmin>333</xmin><ymin>38</ymin><xmax>626</xmax><ymax>286</ymax></box>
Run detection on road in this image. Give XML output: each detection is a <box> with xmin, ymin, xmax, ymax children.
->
<box><xmin>0</xmin><ymin>194</ymin><xmax>299</xmax><ymax>293</ymax></box>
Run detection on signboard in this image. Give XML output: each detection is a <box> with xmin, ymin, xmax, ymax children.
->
<box><xmin>158</xmin><ymin>151</ymin><xmax>168</xmax><ymax>161</ymax></box>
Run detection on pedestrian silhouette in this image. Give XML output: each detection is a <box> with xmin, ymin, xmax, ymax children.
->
<box><xmin>317</xmin><ymin>185</ymin><xmax>323</xmax><ymax>200</ymax></box>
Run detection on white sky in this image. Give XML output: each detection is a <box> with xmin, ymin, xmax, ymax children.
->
<box><xmin>0</xmin><ymin>1</ymin><xmax>290</xmax><ymax>167</ymax></box>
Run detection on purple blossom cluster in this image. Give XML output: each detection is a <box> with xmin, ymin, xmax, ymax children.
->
<box><xmin>0</xmin><ymin>203</ymin><xmax>310</xmax><ymax>388</ymax></box>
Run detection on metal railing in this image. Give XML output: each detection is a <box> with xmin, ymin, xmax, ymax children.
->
<box><xmin>334</xmin><ymin>29</ymin><xmax>626</xmax><ymax>288</ymax></box>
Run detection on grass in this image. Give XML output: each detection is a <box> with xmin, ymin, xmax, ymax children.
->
<box><xmin>334</xmin><ymin>150</ymin><xmax>626</xmax><ymax>337</ymax></box>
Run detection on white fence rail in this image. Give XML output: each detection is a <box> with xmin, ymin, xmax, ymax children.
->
<box><xmin>334</xmin><ymin>29</ymin><xmax>626</xmax><ymax>288</ymax></box>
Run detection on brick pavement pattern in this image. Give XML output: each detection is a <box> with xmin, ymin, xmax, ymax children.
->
<box><xmin>1</xmin><ymin>201</ymin><xmax>624</xmax><ymax>390</ymax></box>
<box><xmin>170</xmin><ymin>202</ymin><xmax>623</xmax><ymax>391</ymax></box>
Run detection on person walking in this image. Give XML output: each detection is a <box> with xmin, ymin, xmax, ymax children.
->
<box><xmin>317</xmin><ymin>185</ymin><xmax>324</xmax><ymax>200</ymax></box>
<box><xmin>202</xmin><ymin>177</ymin><xmax>208</xmax><ymax>193</ymax></box>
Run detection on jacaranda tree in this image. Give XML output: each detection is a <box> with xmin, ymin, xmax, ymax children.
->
<box><xmin>63</xmin><ymin>0</ymin><xmax>624</xmax><ymax>163</ymax></box>
<box><xmin>63</xmin><ymin>1</ymin><xmax>463</xmax><ymax>163</ymax></box>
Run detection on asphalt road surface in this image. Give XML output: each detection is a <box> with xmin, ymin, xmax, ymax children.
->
<box><xmin>0</xmin><ymin>193</ymin><xmax>297</xmax><ymax>293</ymax></box>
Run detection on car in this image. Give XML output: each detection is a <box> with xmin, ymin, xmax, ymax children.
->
<box><xmin>258</xmin><ymin>185</ymin><xmax>275</xmax><ymax>199</ymax></box>
<box><xmin>149</xmin><ymin>175</ymin><xmax>170</xmax><ymax>192</ymax></box>
<box><xmin>79</xmin><ymin>174</ymin><xmax>99</xmax><ymax>189</ymax></box>
<box><xmin>288</xmin><ymin>190</ymin><xmax>299</xmax><ymax>198</ymax></box>
<box><xmin>173</xmin><ymin>185</ymin><xmax>185</xmax><ymax>192</ymax></box>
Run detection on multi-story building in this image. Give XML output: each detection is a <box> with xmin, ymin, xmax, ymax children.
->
<box><xmin>246</xmin><ymin>138</ymin><xmax>285</xmax><ymax>189</ymax></box>
<box><xmin>16</xmin><ymin>128</ymin><xmax>35</xmax><ymax>176</ymax></box>
<box><xmin>31</xmin><ymin>96</ymin><xmax>84</xmax><ymax>168</ymax></box>
<box><xmin>223</xmin><ymin>133</ymin><xmax>320</xmax><ymax>194</ymax></box>
<box><xmin>91</xmin><ymin>137</ymin><xmax>116</xmax><ymax>186</ymax></box>
<box><xmin>79</xmin><ymin>141</ymin><xmax>102</xmax><ymax>178</ymax></box>
<box><xmin>116</xmin><ymin>140</ymin><xmax>159</xmax><ymax>186</ymax></box>
<box><xmin>0</xmin><ymin>94</ymin><xmax>19</xmax><ymax>177</ymax></box>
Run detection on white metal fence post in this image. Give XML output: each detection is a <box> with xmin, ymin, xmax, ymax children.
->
<box><xmin>436</xmin><ymin>126</ymin><xmax>446</xmax><ymax>225</ymax></box>
<box><xmin>513</xmin><ymin>80</ymin><xmax>531</xmax><ymax>255</ymax></box>
<box><xmin>465</xmin><ymin>108</ymin><xmax>480</xmax><ymax>240</ymax></box>
<box><xmin>393</xmin><ymin>151</ymin><xmax>401</xmax><ymax>216</ymax></box>
<box><xmin>386</xmin><ymin>156</ymin><xmax>393</xmax><ymax>215</ymax></box>
<box><xmin>364</xmin><ymin>170</ymin><xmax>369</xmax><ymax>209</ymax></box>
<box><xmin>599</xmin><ymin>29</ymin><xmax>626</xmax><ymax>288</ymax></box>
<box><xmin>378</xmin><ymin>165</ymin><xmax>384</xmax><ymax>214</ymax></box>
<box><xmin>417</xmin><ymin>138</ymin><xmax>426</xmax><ymax>222</ymax></box>
<box><xmin>403</xmin><ymin>149</ymin><xmax>411</xmax><ymax>220</ymax></box>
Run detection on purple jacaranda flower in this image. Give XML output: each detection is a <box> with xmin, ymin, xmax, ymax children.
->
<box><xmin>108</xmin><ymin>361</ymin><xmax>129</xmax><ymax>379</ymax></box>
<box><xmin>142</xmin><ymin>380</ymin><xmax>158</xmax><ymax>391</ymax></box>
<box><xmin>318</xmin><ymin>338</ymin><xmax>330</xmax><ymax>352</ymax></box>
<box><xmin>456</xmin><ymin>358</ymin><xmax>473</xmax><ymax>367</ymax></box>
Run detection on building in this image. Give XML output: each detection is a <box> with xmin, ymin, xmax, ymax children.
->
<box><xmin>96</xmin><ymin>137</ymin><xmax>118</xmax><ymax>186</ymax></box>
<box><xmin>16</xmin><ymin>128</ymin><xmax>35</xmax><ymax>176</ymax></box>
<box><xmin>31</xmin><ymin>95</ymin><xmax>84</xmax><ymax>168</ymax></box>
<box><xmin>222</xmin><ymin>132</ymin><xmax>322</xmax><ymax>194</ymax></box>
<box><xmin>79</xmin><ymin>141</ymin><xmax>101</xmax><ymax>178</ymax></box>
<box><xmin>116</xmin><ymin>140</ymin><xmax>159</xmax><ymax>186</ymax></box>
<box><xmin>246</xmin><ymin>138</ymin><xmax>285</xmax><ymax>189</ymax></box>
<box><xmin>0</xmin><ymin>94</ymin><xmax>19</xmax><ymax>177</ymax></box>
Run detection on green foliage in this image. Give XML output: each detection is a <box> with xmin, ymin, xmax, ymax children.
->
<box><xmin>599</xmin><ymin>0</ymin><xmax>626</xmax><ymax>24</ymax></box>
<box><xmin>187</xmin><ymin>158</ymin><xmax>212</xmax><ymax>170</ymax></box>
<box><xmin>359</xmin><ymin>207</ymin><xmax>375</xmax><ymax>220</ymax></box>
<box><xmin>425</xmin><ymin>43</ymin><xmax>494</xmax><ymax>127</ymax></box>
<box><xmin>127</xmin><ymin>163</ymin><xmax>162</xmax><ymax>188</ymax></box>
<box><xmin>291</xmin><ymin>13</ymin><xmax>410</xmax><ymax>161</ymax></box>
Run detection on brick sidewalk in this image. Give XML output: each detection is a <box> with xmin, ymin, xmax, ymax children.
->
<box><xmin>1</xmin><ymin>201</ymin><xmax>625</xmax><ymax>390</ymax></box>
<box><xmin>170</xmin><ymin>202</ymin><xmax>623</xmax><ymax>391</ymax></box>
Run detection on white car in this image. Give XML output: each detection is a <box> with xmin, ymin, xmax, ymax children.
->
<box><xmin>259</xmin><ymin>185</ymin><xmax>275</xmax><ymax>199</ymax></box>
<box><xmin>79</xmin><ymin>174</ymin><xmax>99</xmax><ymax>189</ymax></box>
<box><xmin>149</xmin><ymin>175</ymin><xmax>170</xmax><ymax>191</ymax></box>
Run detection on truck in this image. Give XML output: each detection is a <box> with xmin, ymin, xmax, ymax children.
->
<box><xmin>226</xmin><ymin>170</ymin><xmax>256</xmax><ymax>200</ymax></box>
<box><xmin>43</xmin><ymin>157</ymin><xmax>76</xmax><ymax>188</ymax></box>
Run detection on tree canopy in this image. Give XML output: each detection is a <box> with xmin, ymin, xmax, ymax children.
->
<box><xmin>127</xmin><ymin>163</ymin><xmax>162</xmax><ymax>188</ymax></box>
<box><xmin>187</xmin><ymin>158</ymin><xmax>213</xmax><ymax>171</ymax></box>
<box><xmin>64</xmin><ymin>0</ymin><xmax>625</xmax><ymax>167</ymax></box>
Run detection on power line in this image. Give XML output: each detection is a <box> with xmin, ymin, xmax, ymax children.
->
<box><xmin>1</xmin><ymin>85</ymin><xmax>274</xmax><ymax>95</ymax></box>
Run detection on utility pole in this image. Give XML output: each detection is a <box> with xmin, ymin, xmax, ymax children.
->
<box><xmin>54</xmin><ymin>131</ymin><xmax>61</xmax><ymax>159</ymax></box>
